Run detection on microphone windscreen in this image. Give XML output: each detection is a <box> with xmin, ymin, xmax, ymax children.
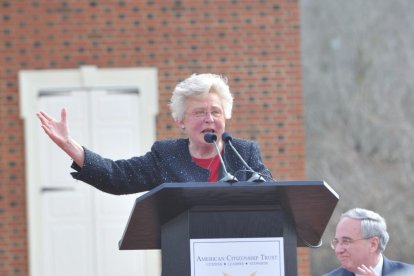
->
<box><xmin>204</xmin><ymin>132</ymin><xmax>217</xmax><ymax>143</ymax></box>
<box><xmin>222</xmin><ymin>132</ymin><xmax>232</xmax><ymax>143</ymax></box>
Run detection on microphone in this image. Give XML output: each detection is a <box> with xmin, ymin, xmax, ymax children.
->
<box><xmin>204</xmin><ymin>133</ymin><xmax>238</xmax><ymax>183</ymax></box>
<box><xmin>222</xmin><ymin>132</ymin><xmax>266</xmax><ymax>182</ymax></box>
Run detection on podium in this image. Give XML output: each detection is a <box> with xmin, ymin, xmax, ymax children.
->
<box><xmin>119</xmin><ymin>181</ymin><xmax>338</xmax><ymax>276</ymax></box>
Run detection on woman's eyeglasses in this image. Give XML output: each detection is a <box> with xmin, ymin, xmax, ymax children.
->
<box><xmin>189</xmin><ymin>109</ymin><xmax>223</xmax><ymax>118</ymax></box>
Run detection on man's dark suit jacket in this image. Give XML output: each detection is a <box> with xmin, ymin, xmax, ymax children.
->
<box><xmin>324</xmin><ymin>256</ymin><xmax>414</xmax><ymax>276</ymax></box>
<box><xmin>70</xmin><ymin>138</ymin><xmax>272</xmax><ymax>195</ymax></box>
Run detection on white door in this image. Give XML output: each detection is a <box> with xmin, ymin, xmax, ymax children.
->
<box><xmin>19</xmin><ymin>66</ymin><xmax>160</xmax><ymax>276</ymax></box>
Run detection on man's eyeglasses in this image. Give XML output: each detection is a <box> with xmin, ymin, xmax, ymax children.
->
<box><xmin>330</xmin><ymin>237</ymin><xmax>371</xmax><ymax>250</ymax></box>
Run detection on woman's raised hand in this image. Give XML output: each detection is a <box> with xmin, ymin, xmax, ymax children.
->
<box><xmin>37</xmin><ymin>108</ymin><xmax>70</xmax><ymax>148</ymax></box>
<box><xmin>36</xmin><ymin>108</ymin><xmax>85</xmax><ymax>167</ymax></box>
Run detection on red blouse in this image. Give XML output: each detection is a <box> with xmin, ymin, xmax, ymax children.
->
<box><xmin>192</xmin><ymin>154</ymin><xmax>221</xmax><ymax>182</ymax></box>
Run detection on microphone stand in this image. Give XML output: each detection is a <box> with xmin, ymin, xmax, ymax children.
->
<box><xmin>222</xmin><ymin>132</ymin><xmax>266</xmax><ymax>182</ymax></box>
<box><xmin>204</xmin><ymin>133</ymin><xmax>238</xmax><ymax>183</ymax></box>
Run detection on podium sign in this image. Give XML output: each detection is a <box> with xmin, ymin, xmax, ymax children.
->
<box><xmin>190</xmin><ymin>237</ymin><xmax>285</xmax><ymax>276</ymax></box>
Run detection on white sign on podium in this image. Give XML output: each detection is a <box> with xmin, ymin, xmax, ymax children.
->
<box><xmin>190</xmin><ymin>237</ymin><xmax>284</xmax><ymax>276</ymax></box>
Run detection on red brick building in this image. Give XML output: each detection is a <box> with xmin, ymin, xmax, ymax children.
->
<box><xmin>0</xmin><ymin>1</ymin><xmax>307</xmax><ymax>275</ymax></box>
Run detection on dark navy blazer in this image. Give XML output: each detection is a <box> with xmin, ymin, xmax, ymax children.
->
<box><xmin>71</xmin><ymin>138</ymin><xmax>273</xmax><ymax>195</ymax></box>
<box><xmin>324</xmin><ymin>256</ymin><xmax>414</xmax><ymax>276</ymax></box>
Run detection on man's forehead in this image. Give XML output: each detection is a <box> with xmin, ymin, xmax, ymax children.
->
<box><xmin>336</xmin><ymin>217</ymin><xmax>362</xmax><ymax>235</ymax></box>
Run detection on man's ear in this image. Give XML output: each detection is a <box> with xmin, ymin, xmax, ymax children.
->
<box><xmin>369</xmin><ymin>236</ymin><xmax>380</xmax><ymax>253</ymax></box>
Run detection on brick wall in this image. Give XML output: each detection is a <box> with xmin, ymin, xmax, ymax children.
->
<box><xmin>0</xmin><ymin>0</ymin><xmax>306</xmax><ymax>275</ymax></box>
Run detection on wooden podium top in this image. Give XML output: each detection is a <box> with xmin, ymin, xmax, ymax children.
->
<box><xmin>118</xmin><ymin>181</ymin><xmax>339</xmax><ymax>250</ymax></box>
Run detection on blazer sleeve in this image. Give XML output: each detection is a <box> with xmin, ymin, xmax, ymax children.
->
<box><xmin>69</xmin><ymin>139</ymin><xmax>210</xmax><ymax>195</ymax></box>
<box><xmin>70</xmin><ymin>146</ymin><xmax>162</xmax><ymax>195</ymax></box>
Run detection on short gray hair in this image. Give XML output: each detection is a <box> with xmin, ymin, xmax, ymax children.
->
<box><xmin>341</xmin><ymin>208</ymin><xmax>390</xmax><ymax>252</ymax></box>
<box><xmin>169</xmin><ymin>73</ymin><xmax>234</xmax><ymax>122</ymax></box>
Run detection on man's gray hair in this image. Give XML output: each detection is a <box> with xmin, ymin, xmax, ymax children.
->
<box><xmin>342</xmin><ymin>208</ymin><xmax>390</xmax><ymax>252</ymax></box>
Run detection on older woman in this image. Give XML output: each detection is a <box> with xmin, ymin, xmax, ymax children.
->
<box><xmin>36</xmin><ymin>73</ymin><xmax>273</xmax><ymax>195</ymax></box>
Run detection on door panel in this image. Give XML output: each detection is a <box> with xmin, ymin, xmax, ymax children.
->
<box><xmin>46</xmin><ymin>223</ymin><xmax>93</xmax><ymax>276</ymax></box>
<box><xmin>38</xmin><ymin>90</ymin><xmax>147</xmax><ymax>276</ymax></box>
<box><xmin>39</xmin><ymin>92</ymin><xmax>94</xmax><ymax>276</ymax></box>
<box><xmin>90</xmin><ymin>90</ymin><xmax>145</xmax><ymax>276</ymax></box>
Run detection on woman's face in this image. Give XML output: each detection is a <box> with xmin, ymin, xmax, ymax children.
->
<box><xmin>180</xmin><ymin>92</ymin><xmax>226</xmax><ymax>148</ymax></box>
